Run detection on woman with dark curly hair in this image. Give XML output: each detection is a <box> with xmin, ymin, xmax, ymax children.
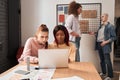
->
<box><xmin>65</xmin><ymin>1</ymin><xmax>82</xmax><ymax>62</ymax></box>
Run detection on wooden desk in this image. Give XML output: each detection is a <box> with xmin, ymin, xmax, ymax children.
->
<box><xmin>0</xmin><ymin>62</ymin><xmax>102</xmax><ymax>80</ymax></box>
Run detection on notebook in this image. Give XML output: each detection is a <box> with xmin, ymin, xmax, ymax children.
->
<box><xmin>38</xmin><ymin>49</ymin><xmax>69</xmax><ymax>68</ymax></box>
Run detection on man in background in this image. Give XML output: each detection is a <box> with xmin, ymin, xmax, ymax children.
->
<box><xmin>95</xmin><ymin>13</ymin><xmax>116</xmax><ymax>80</ymax></box>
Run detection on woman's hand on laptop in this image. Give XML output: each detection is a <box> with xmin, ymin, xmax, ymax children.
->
<box><xmin>33</xmin><ymin>57</ymin><xmax>38</xmax><ymax>64</ymax></box>
<box><xmin>29</xmin><ymin>57</ymin><xmax>38</xmax><ymax>64</ymax></box>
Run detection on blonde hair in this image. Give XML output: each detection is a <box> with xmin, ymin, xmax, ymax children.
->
<box><xmin>35</xmin><ymin>24</ymin><xmax>49</xmax><ymax>49</ymax></box>
<box><xmin>103</xmin><ymin>13</ymin><xmax>109</xmax><ymax>17</ymax></box>
<box><xmin>35</xmin><ymin>24</ymin><xmax>49</xmax><ymax>38</ymax></box>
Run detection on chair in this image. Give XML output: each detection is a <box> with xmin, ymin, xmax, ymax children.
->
<box><xmin>16</xmin><ymin>47</ymin><xmax>24</xmax><ymax>60</ymax></box>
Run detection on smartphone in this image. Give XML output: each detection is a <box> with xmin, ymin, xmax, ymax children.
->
<box><xmin>14</xmin><ymin>70</ymin><xmax>30</xmax><ymax>75</ymax></box>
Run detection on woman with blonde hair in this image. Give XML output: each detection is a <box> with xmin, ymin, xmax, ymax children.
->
<box><xmin>18</xmin><ymin>24</ymin><xmax>49</xmax><ymax>64</ymax></box>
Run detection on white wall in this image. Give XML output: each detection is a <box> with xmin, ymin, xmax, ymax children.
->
<box><xmin>21</xmin><ymin>0</ymin><xmax>42</xmax><ymax>45</ymax></box>
<box><xmin>80</xmin><ymin>34</ymin><xmax>101</xmax><ymax>71</ymax></box>
<box><xmin>21</xmin><ymin>0</ymin><xmax>115</xmax><ymax>45</ymax></box>
<box><xmin>21</xmin><ymin>0</ymin><xmax>115</xmax><ymax>72</ymax></box>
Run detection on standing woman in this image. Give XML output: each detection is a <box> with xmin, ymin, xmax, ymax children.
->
<box><xmin>18</xmin><ymin>24</ymin><xmax>49</xmax><ymax>64</ymax></box>
<box><xmin>65</xmin><ymin>1</ymin><xmax>82</xmax><ymax>61</ymax></box>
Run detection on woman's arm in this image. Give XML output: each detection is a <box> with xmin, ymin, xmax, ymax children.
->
<box><xmin>18</xmin><ymin>38</ymin><xmax>38</xmax><ymax>64</ymax></box>
<box><xmin>69</xmin><ymin>42</ymin><xmax>76</xmax><ymax>62</ymax></box>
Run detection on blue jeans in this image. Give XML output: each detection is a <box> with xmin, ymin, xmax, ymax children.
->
<box><xmin>71</xmin><ymin>37</ymin><xmax>81</xmax><ymax>62</ymax></box>
<box><xmin>97</xmin><ymin>42</ymin><xmax>113</xmax><ymax>78</ymax></box>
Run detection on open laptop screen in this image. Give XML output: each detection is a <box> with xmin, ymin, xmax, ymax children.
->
<box><xmin>38</xmin><ymin>49</ymin><xmax>69</xmax><ymax>68</ymax></box>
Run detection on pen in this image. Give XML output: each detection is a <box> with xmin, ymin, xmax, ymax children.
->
<box><xmin>20</xmin><ymin>78</ymin><xmax>30</xmax><ymax>80</ymax></box>
<box><xmin>35</xmin><ymin>66</ymin><xmax>40</xmax><ymax>70</ymax></box>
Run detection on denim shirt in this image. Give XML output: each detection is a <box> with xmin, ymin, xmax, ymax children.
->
<box><xmin>95</xmin><ymin>22</ymin><xmax>116</xmax><ymax>53</ymax></box>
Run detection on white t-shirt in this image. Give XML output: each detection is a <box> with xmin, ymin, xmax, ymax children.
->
<box><xmin>65</xmin><ymin>14</ymin><xmax>81</xmax><ymax>41</ymax></box>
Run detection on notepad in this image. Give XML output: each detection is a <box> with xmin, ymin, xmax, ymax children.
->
<box><xmin>52</xmin><ymin>76</ymin><xmax>84</xmax><ymax>80</ymax></box>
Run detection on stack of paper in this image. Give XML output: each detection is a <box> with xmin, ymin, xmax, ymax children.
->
<box><xmin>21</xmin><ymin>68</ymin><xmax>56</xmax><ymax>80</ymax></box>
<box><xmin>52</xmin><ymin>76</ymin><xmax>84</xmax><ymax>80</ymax></box>
<box><xmin>33</xmin><ymin>68</ymin><xmax>55</xmax><ymax>80</ymax></box>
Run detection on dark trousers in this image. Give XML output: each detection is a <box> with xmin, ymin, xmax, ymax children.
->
<box><xmin>97</xmin><ymin>42</ymin><xmax>113</xmax><ymax>78</ymax></box>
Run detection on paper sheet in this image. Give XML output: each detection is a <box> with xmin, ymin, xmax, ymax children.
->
<box><xmin>0</xmin><ymin>65</ymin><xmax>55</xmax><ymax>80</ymax></box>
<box><xmin>52</xmin><ymin>76</ymin><xmax>84</xmax><ymax>80</ymax></box>
<box><xmin>0</xmin><ymin>65</ymin><xmax>30</xmax><ymax>80</ymax></box>
<box><xmin>21</xmin><ymin>68</ymin><xmax>55</xmax><ymax>80</ymax></box>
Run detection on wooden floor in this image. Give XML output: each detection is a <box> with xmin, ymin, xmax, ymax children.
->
<box><xmin>100</xmin><ymin>60</ymin><xmax>120</xmax><ymax>80</ymax></box>
<box><xmin>112</xmin><ymin>60</ymin><xmax>120</xmax><ymax>80</ymax></box>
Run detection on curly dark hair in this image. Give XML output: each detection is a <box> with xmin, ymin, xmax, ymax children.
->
<box><xmin>68</xmin><ymin>1</ymin><xmax>82</xmax><ymax>17</ymax></box>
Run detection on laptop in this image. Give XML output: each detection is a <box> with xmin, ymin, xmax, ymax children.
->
<box><xmin>38</xmin><ymin>49</ymin><xmax>69</xmax><ymax>68</ymax></box>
